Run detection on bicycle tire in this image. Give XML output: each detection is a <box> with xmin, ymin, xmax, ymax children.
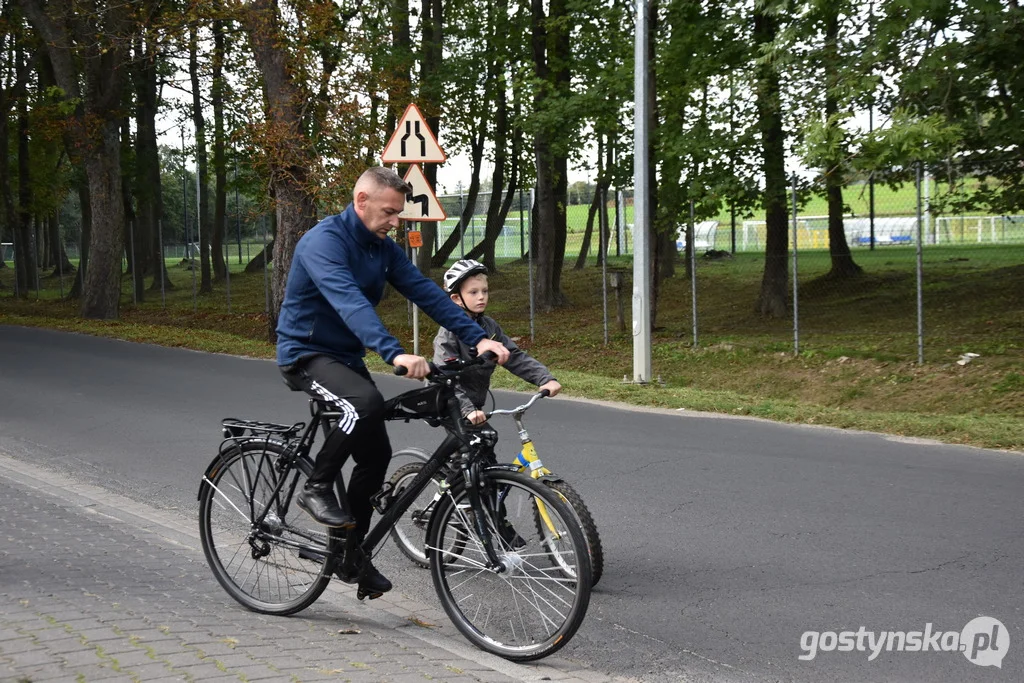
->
<box><xmin>426</xmin><ymin>469</ymin><xmax>592</xmax><ymax>661</ymax></box>
<box><xmin>539</xmin><ymin>479</ymin><xmax>605</xmax><ymax>587</ymax></box>
<box><xmin>387</xmin><ymin>462</ymin><xmax>441</xmax><ymax>567</ymax></box>
<box><xmin>198</xmin><ymin>439</ymin><xmax>338</xmax><ymax>615</ymax></box>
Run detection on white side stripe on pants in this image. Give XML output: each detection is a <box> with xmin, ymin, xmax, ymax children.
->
<box><xmin>310</xmin><ymin>381</ymin><xmax>359</xmax><ymax>434</ymax></box>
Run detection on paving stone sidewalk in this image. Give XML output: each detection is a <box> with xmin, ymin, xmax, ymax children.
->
<box><xmin>0</xmin><ymin>454</ymin><xmax>617</xmax><ymax>683</ymax></box>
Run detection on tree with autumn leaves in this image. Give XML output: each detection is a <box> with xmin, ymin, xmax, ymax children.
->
<box><xmin>2</xmin><ymin>0</ymin><xmax>1021</xmax><ymax>330</ymax></box>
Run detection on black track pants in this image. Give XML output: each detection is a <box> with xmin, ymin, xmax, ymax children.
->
<box><xmin>281</xmin><ymin>354</ymin><xmax>392</xmax><ymax>537</ymax></box>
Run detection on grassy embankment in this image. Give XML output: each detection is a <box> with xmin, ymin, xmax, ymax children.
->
<box><xmin>2</xmin><ymin>237</ymin><xmax>1021</xmax><ymax>451</ymax></box>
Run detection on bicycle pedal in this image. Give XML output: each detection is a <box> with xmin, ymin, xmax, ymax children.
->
<box><xmin>369</xmin><ymin>481</ymin><xmax>395</xmax><ymax>514</ymax></box>
<box><xmin>357</xmin><ymin>588</ymin><xmax>384</xmax><ymax>601</ymax></box>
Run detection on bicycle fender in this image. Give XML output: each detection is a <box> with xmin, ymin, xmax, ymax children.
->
<box><xmin>483</xmin><ymin>463</ymin><xmax>521</xmax><ymax>474</ymax></box>
<box><xmin>490</xmin><ymin>462</ymin><xmax>560</xmax><ymax>484</ymax></box>
<box><xmin>392</xmin><ymin>447</ymin><xmax>431</xmax><ymax>464</ymax></box>
<box><xmin>198</xmin><ymin>443</ymin><xmax>243</xmax><ymax>500</ymax></box>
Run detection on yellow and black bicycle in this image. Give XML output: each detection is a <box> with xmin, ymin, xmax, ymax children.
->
<box><xmin>388</xmin><ymin>390</ymin><xmax>604</xmax><ymax>586</ymax></box>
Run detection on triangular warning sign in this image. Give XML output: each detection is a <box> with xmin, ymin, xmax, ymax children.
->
<box><xmin>381</xmin><ymin>104</ymin><xmax>447</xmax><ymax>164</ymax></box>
<box><xmin>399</xmin><ymin>164</ymin><xmax>447</xmax><ymax>222</ymax></box>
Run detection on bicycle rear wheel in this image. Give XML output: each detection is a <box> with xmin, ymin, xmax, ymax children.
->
<box><xmin>426</xmin><ymin>469</ymin><xmax>592</xmax><ymax>661</ymax></box>
<box><xmin>198</xmin><ymin>439</ymin><xmax>338</xmax><ymax>615</ymax></box>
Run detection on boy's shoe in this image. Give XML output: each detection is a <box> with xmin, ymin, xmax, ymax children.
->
<box><xmin>296</xmin><ymin>484</ymin><xmax>357</xmax><ymax>529</ymax></box>
<box><xmin>497</xmin><ymin>519</ymin><xmax>527</xmax><ymax>549</ymax></box>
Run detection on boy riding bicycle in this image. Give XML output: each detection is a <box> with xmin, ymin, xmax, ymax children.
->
<box><xmin>434</xmin><ymin>259</ymin><xmax>562</xmax><ymax>423</ymax></box>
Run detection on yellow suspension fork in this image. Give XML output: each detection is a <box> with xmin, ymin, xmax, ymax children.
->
<box><xmin>512</xmin><ymin>439</ymin><xmax>560</xmax><ymax>540</ymax></box>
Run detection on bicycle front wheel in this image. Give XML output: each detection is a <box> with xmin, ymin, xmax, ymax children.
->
<box><xmin>426</xmin><ymin>469</ymin><xmax>592</xmax><ymax>661</ymax></box>
<box><xmin>198</xmin><ymin>439</ymin><xmax>338</xmax><ymax>615</ymax></box>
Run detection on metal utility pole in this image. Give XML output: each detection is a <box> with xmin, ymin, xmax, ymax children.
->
<box><xmin>632</xmin><ymin>0</ymin><xmax>652</xmax><ymax>384</ymax></box>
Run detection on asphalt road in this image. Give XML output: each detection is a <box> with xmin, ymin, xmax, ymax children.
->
<box><xmin>1</xmin><ymin>324</ymin><xmax>1021</xmax><ymax>682</ymax></box>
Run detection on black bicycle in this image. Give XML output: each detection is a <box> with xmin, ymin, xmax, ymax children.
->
<box><xmin>198</xmin><ymin>355</ymin><xmax>592</xmax><ymax>661</ymax></box>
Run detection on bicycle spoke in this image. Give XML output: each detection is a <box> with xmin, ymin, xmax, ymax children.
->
<box><xmin>199</xmin><ymin>441</ymin><xmax>335</xmax><ymax>616</ymax></box>
<box><xmin>428</xmin><ymin>470</ymin><xmax>591</xmax><ymax>660</ymax></box>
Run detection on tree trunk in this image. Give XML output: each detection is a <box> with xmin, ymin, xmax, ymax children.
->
<box><xmin>133</xmin><ymin>22</ymin><xmax>174</xmax><ymax>293</ymax></box>
<box><xmin>190</xmin><ymin>26</ymin><xmax>212</xmax><ymax>294</ymax></box>
<box><xmin>415</xmin><ymin>0</ymin><xmax>444</xmax><ymax>273</ymax></box>
<box><xmin>245</xmin><ymin>238</ymin><xmax>274</xmax><ymax>273</ymax></box>
<box><xmin>431</xmin><ymin>128</ymin><xmax>485</xmax><ymax>267</ymax></box>
<box><xmin>574</xmin><ymin>136</ymin><xmax>611</xmax><ymax>270</ymax></box>
<box><xmin>387</xmin><ymin>0</ymin><xmax>413</xmax><ymax>136</ymax></box>
<box><xmin>754</xmin><ymin>3</ymin><xmax>789</xmax><ymax>318</ymax></box>
<box><xmin>20</xmin><ymin>0</ymin><xmax>130</xmax><ymax>319</ymax></box>
<box><xmin>822</xmin><ymin>3</ymin><xmax>862</xmax><ymax>279</ymax></box>
<box><xmin>122</xmin><ymin>117</ymin><xmax>144</xmax><ymax>303</ymax></box>
<box><xmin>241</xmin><ymin>0</ymin><xmax>320</xmax><ymax>338</ymax></box>
<box><xmin>530</xmin><ymin>0</ymin><xmax>570</xmax><ymax>310</ymax></box>
<box><xmin>467</xmin><ymin>116</ymin><xmax>522</xmax><ymax>269</ymax></box>
<box><xmin>211</xmin><ymin>19</ymin><xmax>227</xmax><ymax>282</ymax></box>
<box><xmin>0</xmin><ymin>29</ymin><xmax>15</xmax><ymax>277</ymax></box>
<box><xmin>68</xmin><ymin>177</ymin><xmax>91</xmax><ymax>300</ymax></box>
<box><xmin>47</xmin><ymin>212</ymin><xmax>74</xmax><ymax>275</ymax></box>
<box><xmin>14</xmin><ymin>39</ymin><xmax>34</xmax><ymax>297</ymax></box>
<box><xmin>79</xmin><ymin>122</ymin><xmax>126</xmax><ymax>318</ymax></box>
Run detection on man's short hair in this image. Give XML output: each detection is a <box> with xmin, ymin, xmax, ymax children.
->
<box><xmin>356</xmin><ymin>167</ymin><xmax>412</xmax><ymax>196</ymax></box>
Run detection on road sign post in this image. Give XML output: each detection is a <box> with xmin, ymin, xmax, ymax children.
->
<box><xmin>381</xmin><ymin>104</ymin><xmax>448</xmax><ymax>360</ymax></box>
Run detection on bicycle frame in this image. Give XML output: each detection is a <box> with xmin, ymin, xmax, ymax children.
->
<box><xmin>489</xmin><ymin>392</ymin><xmax>554</xmax><ymax>479</ymax></box>
<box><xmin>205</xmin><ymin>360</ymin><xmax>514</xmax><ymax>574</ymax></box>
<box><xmin>365</xmin><ymin>379</ymin><xmax>511</xmax><ymax>571</ymax></box>
<box><xmin>487</xmin><ymin>392</ymin><xmax>564</xmax><ymax>540</ymax></box>
<box><xmin>202</xmin><ymin>413</ymin><xmax>343</xmax><ymax>561</ymax></box>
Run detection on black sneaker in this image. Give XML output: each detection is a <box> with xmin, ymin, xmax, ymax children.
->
<box><xmin>336</xmin><ymin>560</ymin><xmax>393</xmax><ymax>597</ymax></box>
<box><xmin>296</xmin><ymin>485</ymin><xmax>357</xmax><ymax>529</ymax></box>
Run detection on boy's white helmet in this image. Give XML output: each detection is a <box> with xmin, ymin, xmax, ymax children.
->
<box><xmin>443</xmin><ymin>259</ymin><xmax>488</xmax><ymax>294</ymax></box>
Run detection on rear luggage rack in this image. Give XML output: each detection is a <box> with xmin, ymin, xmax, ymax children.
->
<box><xmin>221</xmin><ymin>417</ymin><xmax>304</xmax><ymax>439</ymax></box>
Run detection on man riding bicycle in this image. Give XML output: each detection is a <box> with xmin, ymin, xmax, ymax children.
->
<box><xmin>275</xmin><ymin>167</ymin><xmax>509</xmax><ymax>596</ymax></box>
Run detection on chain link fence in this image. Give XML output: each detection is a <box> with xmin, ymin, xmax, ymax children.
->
<box><xmin>2</xmin><ymin>163</ymin><xmax>1021</xmax><ymax>364</ymax></box>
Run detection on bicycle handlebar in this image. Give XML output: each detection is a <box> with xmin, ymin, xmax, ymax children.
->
<box><xmin>487</xmin><ymin>389</ymin><xmax>549</xmax><ymax>418</ymax></box>
<box><xmin>392</xmin><ymin>351</ymin><xmax>498</xmax><ymax>377</ymax></box>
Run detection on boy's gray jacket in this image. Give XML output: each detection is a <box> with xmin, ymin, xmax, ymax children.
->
<box><xmin>433</xmin><ymin>314</ymin><xmax>556</xmax><ymax>416</ymax></box>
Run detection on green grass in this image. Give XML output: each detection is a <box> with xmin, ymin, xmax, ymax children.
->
<box><xmin>1</xmin><ymin>243</ymin><xmax>1022</xmax><ymax>451</ymax></box>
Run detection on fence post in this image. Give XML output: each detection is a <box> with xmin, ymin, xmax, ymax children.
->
<box><xmin>915</xmin><ymin>162</ymin><xmax>925</xmax><ymax>365</ymax></box>
<box><xmin>31</xmin><ymin>224</ymin><xmax>40</xmax><ymax>299</ymax></box>
<box><xmin>158</xmin><ymin>219</ymin><xmax>166</xmax><ymax>307</ymax></box>
<box><xmin>791</xmin><ymin>174</ymin><xmax>799</xmax><ymax>356</ymax></box>
<box><xmin>518</xmin><ymin>189</ymin><xmax>525</xmax><ymax>259</ymax></box>
<box><xmin>56</xmin><ymin>213</ymin><xmax>65</xmax><ymax>300</ymax></box>
<box><xmin>690</xmin><ymin>198</ymin><xmax>698</xmax><ymax>348</ymax></box>
<box><xmin>601</xmin><ymin>186</ymin><xmax>609</xmax><ymax>346</ymax></box>
<box><xmin>13</xmin><ymin>233</ymin><xmax>20</xmax><ymax>298</ymax></box>
<box><xmin>225</xmin><ymin>240</ymin><xmax>232</xmax><ymax>314</ymax></box>
<box><xmin>235</xmin><ymin>158</ymin><xmax>242</xmax><ymax>265</ymax></box>
<box><xmin>457</xmin><ymin>182</ymin><xmax>465</xmax><ymax>258</ymax></box>
<box><xmin>182</xmin><ymin>128</ymin><xmax>196</xmax><ymax>313</ymax></box>
<box><xmin>129</xmin><ymin>217</ymin><xmax>137</xmax><ymax>305</ymax></box>
<box><xmin>529</xmin><ymin>188</ymin><xmax>535</xmax><ymax>342</ymax></box>
<box><xmin>263</xmin><ymin>214</ymin><xmax>270</xmax><ymax>315</ymax></box>
<box><xmin>730</xmin><ymin>202</ymin><xmax>736</xmax><ymax>254</ymax></box>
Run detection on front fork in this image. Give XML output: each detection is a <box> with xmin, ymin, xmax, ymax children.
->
<box><xmin>460</xmin><ymin>457</ymin><xmax>505</xmax><ymax>571</ymax></box>
<box><xmin>512</xmin><ymin>440</ymin><xmax>562</xmax><ymax>542</ymax></box>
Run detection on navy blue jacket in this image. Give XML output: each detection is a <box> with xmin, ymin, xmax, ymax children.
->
<box><xmin>276</xmin><ymin>204</ymin><xmax>486</xmax><ymax>367</ymax></box>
